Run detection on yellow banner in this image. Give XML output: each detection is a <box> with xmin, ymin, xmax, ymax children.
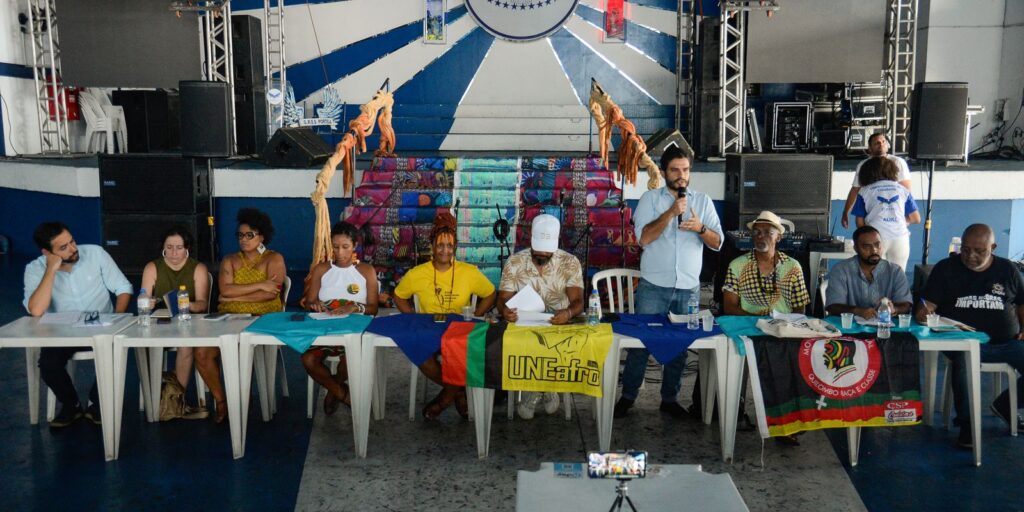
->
<box><xmin>501</xmin><ymin>323</ymin><xmax>613</xmax><ymax>397</ymax></box>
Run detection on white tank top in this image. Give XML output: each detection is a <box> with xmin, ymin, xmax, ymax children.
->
<box><xmin>318</xmin><ymin>263</ymin><xmax>367</xmax><ymax>305</ymax></box>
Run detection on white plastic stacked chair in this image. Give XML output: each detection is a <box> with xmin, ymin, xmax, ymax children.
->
<box><xmin>941</xmin><ymin>361</ymin><xmax>1019</xmax><ymax>436</ymax></box>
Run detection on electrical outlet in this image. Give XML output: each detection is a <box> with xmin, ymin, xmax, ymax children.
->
<box><xmin>995</xmin><ymin>99</ymin><xmax>1007</xmax><ymax>123</ymax></box>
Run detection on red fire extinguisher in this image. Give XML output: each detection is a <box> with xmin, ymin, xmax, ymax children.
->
<box><xmin>45</xmin><ymin>72</ymin><xmax>80</xmax><ymax>122</ymax></box>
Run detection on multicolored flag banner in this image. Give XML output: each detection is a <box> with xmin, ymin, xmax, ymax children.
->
<box><xmin>746</xmin><ymin>332</ymin><xmax>923</xmax><ymax>437</ymax></box>
<box><xmin>440</xmin><ymin>322</ymin><xmax>614</xmax><ymax>397</ymax></box>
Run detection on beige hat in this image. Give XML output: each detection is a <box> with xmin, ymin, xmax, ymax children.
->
<box><xmin>531</xmin><ymin>214</ymin><xmax>560</xmax><ymax>252</ymax></box>
<box><xmin>746</xmin><ymin>210</ymin><xmax>787</xmax><ymax>234</ymax></box>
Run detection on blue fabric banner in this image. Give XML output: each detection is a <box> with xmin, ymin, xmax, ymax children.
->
<box><xmin>612</xmin><ymin>314</ymin><xmax>722</xmax><ymax>363</ymax></box>
<box><xmin>245</xmin><ymin>312</ymin><xmax>373</xmax><ymax>353</ymax></box>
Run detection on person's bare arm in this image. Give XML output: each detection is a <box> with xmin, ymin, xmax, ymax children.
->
<box><xmin>841</xmin><ymin>186</ymin><xmax>861</xmax><ymax>229</ymax></box>
<box><xmin>916</xmin><ymin>298</ymin><xmax>937</xmax><ymax>324</ymax></box>
<box><xmin>394</xmin><ymin>295</ymin><xmax>415</xmax><ymax>314</ymax></box>
<box><xmin>27</xmin><ymin>254</ymin><xmax>62</xmax><ymax>317</ymax></box>
<box><xmin>906</xmin><ymin>211</ymin><xmax>921</xmax><ymax>225</ymax></box>
<box><xmin>722</xmin><ymin>291</ymin><xmax>749</xmax><ymax>316</ymax></box>
<box><xmin>361</xmin><ymin>264</ymin><xmax>379</xmax><ymax>316</ymax></box>
<box><xmin>827</xmin><ymin>303</ymin><xmax>878</xmax><ymax>319</ymax></box>
<box><xmin>550</xmin><ymin>287</ymin><xmax>584</xmax><ymax>325</ymax></box>
<box><xmin>191</xmin><ymin>263</ymin><xmax>210</xmax><ymax>313</ymax></box>
<box><xmin>639</xmin><ymin>196</ymin><xmax>687</xmax><ymax>247</ymax></box>
<box><xmin>303</xmin><ymin>263</ymin><xmax>330</xmax><ymax>312</ymax></box>
<box><xmin>475</xmin><ymin>292</ymin><xmax>497</xmax><ymax>316</ymax></box>
<box><xmin>496</xmin><ymin>290</ymin><xmax>518</xmax><ymax>322</ymax></box>
<box><xmin>114</xmin><ymin>293</ymin><xmax>131</xmax><ymax>313</ymax></box>
<box><xmin>218</xmin><ymin>256</ymin><xmax>279</xmax><ymax>299</ymax></box>
<box><xmin>898</xmin><ymin>179</ymin><xmax>912</xmax><ymax>190</ymax></box>
<box><xmin>140</xmin><ymin>262</ymin><xmax>157</xmax><ymax>298</ymax></box>
<box><xmin>855</xmin><ymin>217</ymin><xmax>866</xmax><ymax>228</ymax></box>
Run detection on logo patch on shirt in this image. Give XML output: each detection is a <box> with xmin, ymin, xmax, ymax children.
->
<box><xmin>992</xmin><ymin>283</ymin><xmax>1005</xmax><ymax>296</ymax></box>
<box><xmin>347</xmin><ymin>284</ymin><xmax>360</xmax><ymax>295</ymax></box>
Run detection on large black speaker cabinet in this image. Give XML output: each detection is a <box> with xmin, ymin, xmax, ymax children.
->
<box><xmin>645</xmin><ymin>129</ymin><xmax>694</xmax><ymax>159</ymax></box>
<box><xmin>736</xmin><ymin>212</ymin><xmax>830</xmax><ymax>237</ymax></box>
<box><xmin>111</xmin><ymin>90</ymin><xmax>169</xmax><ymax>153</ymax></box>
<box><xmin>909</xmin><ymin>82</ymin><xmax>968</xmax><ymax>160</ymax></box>
<box><xmin>724</xmin><ymin>153</ymin><xmax>833</xmax><ymax>230</ymax></box>
<box><xmin>103</xmin><ymin>214</ymin><xmax>212</xmax><ymax>274</ymax></box>
<box><xmin>231</xmin><ymin>15</ymin><xmax>264</xmax><ymax>89</ymax></box>
<box><xmin>262</xmin><ymin>127</ymin><xmax>332</xmax><ymax>168</ymax></box>
<box><xmin>98</xmin><ymin>154</ymin><xmax>210</xmax><ymax>215</ymax></box>
<box><xmin>235</xmin><ymin>86</ymin><xmax>268</xmax><ymax>156</ymax></box>
<box><xmin>180</xmin><ymin>80</ymin><xmax>233</xmax><ymax>157</ymax></box>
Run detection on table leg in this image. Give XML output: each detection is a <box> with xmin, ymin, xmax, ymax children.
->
<box><xmin>220</xmin><ymin>335</ymin><xmax>243</xmax><ymax>460</ymax></box>
<box><xmin>133</xmin><ymin>348</ymin><xmax>153</xmax><ymax>422</ymax></box>
<box><xmin>469</xmin><ymin>387</ymin><xmax>495</xmax><ymax>458</ymax></box>
<box><xmin>722</xmin><ymin>341</ymin><xmax>745</xmax><ymax>463</ymax></box>
<box><xmin>345</xmin><ymin>336</ymin><xmax>368</xmax><ymax>458</ymax></box>
<box><xmin>922</xmin><ymin>351</ymin><xmax>939</xmax><ymax>426</ymax></box>
<box><xmin>847</xmin><ymin>427</ymin><xmax>861</xmax><ymax>467</ymax></box>
<box><xmin>112</xmin><ymin>344</ymin><xmax>131</xmax><ymax>459</ymax></box>
<box><xmin>238</xmin><ymin>336</ymin><xmax>256</xmax><ymax>454</ymax></box>
<box><xmin>371</xmin><ymin>345</ymin><xmax>388</xmax><ymax>421</ymax></box>
<box><xmin>92</xmin><ymin>335</ymin><xmax>116</xmax><ymax>461</ymax></box>
<box><xmin>597</xmin><ymin>337</ymin><xmax>620</xmax><ymax>452</ymax></box>
<box><xmin>254</xmin><ymin>346</ymin><xmax>271</xmax><ymax>421</ymax></box>
<box><xmin>25</xmin><ymin>347</ymin><xmax>40</xmax><ymax>425</ymax></box>
<box><xmin>148</xmin><ymin>347</ymin><xmax>164</xmax><ymax>423</ymax></box>
<box><xmin>713</xmin><ymin>337</ymin><xmax>729</xmax><ymax>446</ymax></box>
<box><xmin>265</xmin><ymin>346</ymin><xmax>278</xmax><ymax>415</ymax></box>
<box><xmin>967</xmin><ymin>343</ymin><xmax>982</xmax><ymax>466</ymax></box>
<box><xmin>809</xmin><ymin>253</ymin><xmax>821</xmax><ymax>309</ymax></box>
<box><xmin>699</xmin><ymin>350</ymin><xmax>714</xmax><ymax>425</ymax></box>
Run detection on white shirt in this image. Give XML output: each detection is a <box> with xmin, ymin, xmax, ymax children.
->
<box><xmin>851</xmin><ymin>155</ymin><xmax>911</xmax><ymax>186</ymax></box>
<box><xmin>318</xmin><ymin>263</ymin><xmax>367</xmax><ymax>304</ymax></box>
<box><xmin>851</xmin><ymin>180</ymin><xmax>919</xmax><ymax>240</ymax></box>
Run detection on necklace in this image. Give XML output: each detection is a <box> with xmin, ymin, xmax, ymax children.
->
<box><xmin>433</xmin><ymin>262</ymin><xmax>456</xmax><ymax>313</ymax></box>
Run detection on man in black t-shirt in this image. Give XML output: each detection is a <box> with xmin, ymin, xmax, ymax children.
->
<box><xmin>917</xmin><ymin>224</ymin><xmax>1024</xmax><ymax>448</ymax></box>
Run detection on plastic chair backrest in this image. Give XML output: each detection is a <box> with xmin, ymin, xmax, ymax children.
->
<box><xmin>281</xmin><ymin>276</ymin><xmax>292</xmax><ymax>311</ymax></box>
<box><xmin>206</xmin><ymin>271</ymin><xmax>214</xmax><ymax>312</ymax></box>
<box><xmin>819</xmin><ymin>278</ymin><xmax>829</xmax><ymax>316</ymax></box>
<box><xmin>591</xmin><ymin>268</ymin><xmax>641</xmax><ymax>314</ymax></box>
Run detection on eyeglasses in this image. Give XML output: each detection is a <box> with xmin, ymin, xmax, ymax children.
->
<box><xmin>236</xmin><ymin>231</ymin><xmax>258</xmax><ymax>240</ymax></box>
<box><xmin>81</xmin><ymin>311</ymin><xmax>100</xmax><ymax>325</ymax></box>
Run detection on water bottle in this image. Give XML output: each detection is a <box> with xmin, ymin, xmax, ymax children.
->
<box><xmin>137</xmin><ymin>288</ymin><xmax>152</xmax><ymax>327</ymax></box>
<box><xmin>177</xmin><ymin>285</ymin><xmax>191</xmax><ymax>321</ymax></box>
<box><xmin>687</xmin><ymin>293</ymin><xmax>700</xmax><ymax>330</ymax></box>
<box><xmin>877</xmin><ymin>297</ymin><xmax>892</xmax><ymax>340</ymax></box>
<box><xmin>587</xmin><ymin>289</ymin><xmax>601</xmax><ymax>325</ymax></box>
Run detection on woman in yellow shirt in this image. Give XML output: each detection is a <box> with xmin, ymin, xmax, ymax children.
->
<box><xmin>393</xmin><ymin>212</ymin><xmax>496</xmax><ymax>419</ymax></box>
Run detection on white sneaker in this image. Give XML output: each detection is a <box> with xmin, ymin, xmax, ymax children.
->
<box><xmin>542</xmin><ymin>392</ymin><xmax>561</xmax><ymax>415</ymax></box>
<box><xmin>517</xmin><ymin>392</ymin><xmax>544</xmax><ymax>420</ymax></box>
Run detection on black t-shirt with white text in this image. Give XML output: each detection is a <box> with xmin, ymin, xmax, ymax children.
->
<box><xmin>923</xmin><ymin>256</ymin><xmax>1024</xmax><ymax>343</ymax></box>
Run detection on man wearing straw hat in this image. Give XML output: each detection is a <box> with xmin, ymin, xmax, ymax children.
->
<box><xmin>722</xmin><ymin>211</ymin><xmax>810</xmax><ymax>316</ymax></box>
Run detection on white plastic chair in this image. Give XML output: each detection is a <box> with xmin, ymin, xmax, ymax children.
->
<box><xmin>592</xmin><ymin>269</ymin><xmax>641</xmax><ymax>314</ymax></box>
<box><xmin>819</xmin><ymin>278</ymin><xmax>829</xmax><ymax>316</ymax></box>
<box><xmin>89</xmin><ymin>89</ymin><xmax>128</xmax><ymax>149</ymax></box>
<box><xmin>941</xmin><ymin>361</ymin><xmax>1019</xmax><ymax>436</ymax></box>
<box><xmin>79</xmin><ymin>89</ymin><xmax>126</xmax><ymax>154</ymax></box>
<box><xmin>259</xmin><ymin>276</ymin><xmax>292</xmax><ymax>415</ymax></box>
<box><xmin>46</xmin><ymin>351</ymin><xmax>97</xmax><ymax>421</ymax></box>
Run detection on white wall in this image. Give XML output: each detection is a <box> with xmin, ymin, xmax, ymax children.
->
<box><xmin>917</xmin><ymin>0</ymin><xmax>1013</xmax><ymax>152</ymax></box>
<box><xmin>0</xmin><ymin>0</ymin><xmax>41</xmax><ymax>155</ymax></box>
<box><xmin>997</xmin><ymin>1</ymin><xmax>1024</xmax><ymax>137</ymax></box>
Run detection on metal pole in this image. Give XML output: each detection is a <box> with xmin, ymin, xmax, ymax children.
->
<box><xmin>921</xmin><ymin>160</ymin><xmax>935</xmax><ymax>264</ymax></box>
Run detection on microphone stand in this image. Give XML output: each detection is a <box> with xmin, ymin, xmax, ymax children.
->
<box><xmin>619</xmin><ymin>197</ymin><xmax>627</xmax><ymax>268</ymax></box>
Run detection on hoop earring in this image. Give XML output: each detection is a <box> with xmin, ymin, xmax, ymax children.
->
<box><xmin>162</xmin><ymin>249</ymin><xmax>167</xmax><ymax>258</ymax></box>
<box><xmin>184</xmin><ymin>249</ymin><xmax>189</xmax><ymax>259</ymax></box>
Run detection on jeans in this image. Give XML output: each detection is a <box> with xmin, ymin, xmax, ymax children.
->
<box><xmin>947</xmin><ymin>339</ymin><xmax>1024</xmax><ymax>427</ymax></box>
<box><xmin>39</xmin><ymin>347</ymin><xmax>98</xmax><ymax>408</ymax></box>
<box><xmin>619</xmin><ymin>279</ymin><xmax>698</xmax><ymax>402</ymax></box>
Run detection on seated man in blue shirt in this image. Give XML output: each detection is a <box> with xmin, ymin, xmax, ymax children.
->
<box><xmin>825</xmin><ymin>225</ymin><xmax>912</xmax><ymax>318</ymax></box>
<box><xmin>23</xmin><ymin>222</ymin><xmax>133</xmax><ymax>427</ymax></box>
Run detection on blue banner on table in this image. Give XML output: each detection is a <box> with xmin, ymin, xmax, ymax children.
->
<box><xmin>612</xmin><ymin>314</ymin><xmax>722</xmax><ymax>363</ymax></box>
<box><xmin>367</xmin><ymin>314</ymin><xmax>468</xmax><ymax>366</ymax></box>
<box><xmin>244</xmin><ymin>312</ymin><xmax>373</xmax><ymax>353</ymax></box>
<box><xmin>749</xmin><ymin>331</ymin><xmax>922</xmax><ymax>437</ymax></box>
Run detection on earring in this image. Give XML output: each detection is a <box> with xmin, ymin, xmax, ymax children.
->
<box><xmin>184</xmin><ymin>249</ymin><xmax>189</xmax><ymax>259</ymax></box>
<box><xmin>257</xmin><ymin>243</ymin><xmax>267</xmax><ymax>254</ymax></box>
<box><xmin>162</xmin><ymin>249</ymin><xmax>167</xmax><ymax>258</ymax></box>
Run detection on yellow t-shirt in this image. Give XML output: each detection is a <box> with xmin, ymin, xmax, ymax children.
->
<box><xmin>394</xmin><ymin>261</ymin><xmax>495</xmax><ymax>314</ymax></box>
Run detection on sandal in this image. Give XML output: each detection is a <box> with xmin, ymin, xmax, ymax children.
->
<box><xmin>422</xmin><ymin>390</ymin><xmax>455</xmax><ymax>420</ymax></box>
<box><xmin>454</xmin><ymin>389</ymin><xmax>469</xmax><ymax>419</ymax></box>
<box><xmin>324</xmin><ymin>385</ymin><xmax>351</xmax><ymax>416</ymax></box>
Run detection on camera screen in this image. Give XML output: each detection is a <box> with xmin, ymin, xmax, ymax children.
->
<box><xmin>587</xmin><ymin>451</ymin><xmax>647</xmax><ymax>479</ymax></box>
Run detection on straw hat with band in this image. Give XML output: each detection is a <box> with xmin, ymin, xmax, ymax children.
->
<box><xmin>746</xmin><ymin>210</ymin><xmax>787</xmax><ymax>235</ymax></box>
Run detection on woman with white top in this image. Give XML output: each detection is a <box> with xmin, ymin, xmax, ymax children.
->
<box><xmin>302</xmin><ymin>221</ymin><xmax>378</xmax><ymax>415</ymax></box>
<box><xmin>851</xmin><ymin>156</ymin><xmax>922</xmax><ymax>270</ymax></box>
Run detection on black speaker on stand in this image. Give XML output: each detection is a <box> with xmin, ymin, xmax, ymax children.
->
<box><xmin>231</xmin><ymin>14</ymin><xmax>268</xmax><ymax>155</ymax></box>
<box><xmin>111</xmin><ymin>90</ymin><xmax>170</xmax><ymax>153</ymax></box>
<box><xmin>179</xmin><ymin>80</ymin><xmax>233</xmax><ymax>158</ymax></box>
<box><xmin>262</xmin><ymin>127</ymin><xmax>333</xmax><ymax>168</ymax></box>
<box><xmin>909</xmin><ymin>82</ymin><xmax>969</xmax><ymax>264</ymax></box>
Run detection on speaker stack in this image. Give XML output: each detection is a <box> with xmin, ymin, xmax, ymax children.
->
<box><xmin>723</xmin><ymin>153</ymin><xmax>833</xmax><ymax>236</ymax></box>
<box><xmin>98</xmin><ymin>154</ymin><xmax>213</xmax><ymax>275</ymax></box>
<box><xmin>111</xmin><ymin>90</ymin><xmax>170</xmax><ymax>153</ymax></box>
<box><xmin>231</xmin><ymin>14</ymin><xmax>269</xmax><ymax>156</ymax></box>
<box><xmin>179</xmin><ymin>81</ymin><xmax>234</xmax><ymax>158</ymax></box>
<box><xmin>909</xmin><ymin>82</ymin><xmax>969</xmax><ymax>160</ymax></box>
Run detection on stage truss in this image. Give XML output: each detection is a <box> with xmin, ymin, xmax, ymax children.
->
<box><xmin>884</xmin><ymin>0</ymin><xmax>917</xmax><ymax>154</ymax></box>
<box><xmin>27</xmin><ymin>0</ymin><xmax>70</xmax><ymax>155</ymax></box>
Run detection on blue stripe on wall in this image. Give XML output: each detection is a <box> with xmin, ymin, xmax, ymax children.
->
<box><xmin>627</xmin><ymin>0</ymin><xmax>677</xmax><ymax>10</ymax></box>
<box><xmin>0</xmin><ymin>188</ymin><xmax>102</xmax><ymax>258</ymax></box>
<box><xmin>575</xmin><ymin>4</ymin><xmax>677</xmax><ymax>73</ymax></box>
<box><xmin>548</xmin><ymin>27</ymin><xmax>660</xmax><ymax>106</ymax></box>
<box><xmin>231</xmin><ymin>0</ymin><xmax>344</xmax><ymax>11</ymax></box>
<box><xmin>288</xmin><ymin>5</ymin><xmax>468</xmax><ymax>102</ymax></box>
<box><xmin>0</xmin><ymin>62</ymin><xmax>34</xmax><ymax>80</ymax></box>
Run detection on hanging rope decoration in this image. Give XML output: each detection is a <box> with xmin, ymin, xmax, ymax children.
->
<box><xmin>588</xmin><ymin>80</ymin><xmax>661</xmax><ymax>190</ymax></box>
<box><xmin>309</xmin><ymin>88</ymin><xmax>396</xmax><ymax>272</ymax></box>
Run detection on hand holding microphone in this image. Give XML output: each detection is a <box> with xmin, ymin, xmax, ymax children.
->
<box><xmin>675</xmin><ymin>187</ymin><xmax>688</xmax><ymax>225</ymax></box>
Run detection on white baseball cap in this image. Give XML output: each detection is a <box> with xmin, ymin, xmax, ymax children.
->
<box><xmin>531</xmin><ymin>214</ymin><xmax>560</xmax><ymax>252</ymax></box>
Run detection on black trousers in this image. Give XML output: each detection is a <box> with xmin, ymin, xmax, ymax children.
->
<box><xmin>39</xmin><ymin>347</ymin><xmax>98</xmax><ymax>408</ymax></box>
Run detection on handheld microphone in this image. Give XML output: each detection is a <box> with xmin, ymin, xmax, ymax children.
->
<box><xmin>677</xmin><ymin>186</ymin><xmax>687</xmax><ymax>224</ymax></box>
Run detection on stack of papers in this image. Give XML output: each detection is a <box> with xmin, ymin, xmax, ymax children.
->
<box><xmin>506</xmin><ymin>285</ymin><xmax>554</xmax><ymax>326</ymax></box>
<box><xmin>309</xmin><ymin>312</ymin><xmax>350</xmax><ymax>321</ymax></box>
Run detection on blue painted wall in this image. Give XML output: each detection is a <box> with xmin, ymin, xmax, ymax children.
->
<box><xmin>0</xmin><ymin>188</ymin><xmax>102</xmax><ymax>258</ymax></box>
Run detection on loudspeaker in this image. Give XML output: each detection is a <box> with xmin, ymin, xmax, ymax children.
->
<box><xmin>180</xmin><ymin>80</ymin><xmax>233</xmax><ymax>157</ymax></box>
<box><xmin>235</xmin><ymin>86</ymin><xmax>268</xmax><ymax>155</ymax></box>
<box><xmin>737</xmin><ymin>212</ymin><xmax>829</xmax><ymax>237</ymax></box>
<box><xmin>645</xmin><ymin>129</ymin><xmax>694</xmax><ymax>159</ymax></box>
<box><xmin>909</xmin><ymin>82</ymin><xmax>969</xmax><ymax>160</ymax></box>
<box><xmin>111</xmin><ymin>90</ymin><xmax>169</xmax><ymax>153</ymax></box>
<box><xmin>724</xmin><ymin>153</ymin><xmax>832</xmax><ymax>231</ymax></box>
<box><xmin>262</xmin><ymin>127</ymin><xmax>332</xmax><ymax>168</ymax></box>
<box><xmin>231</xmin><ymin>15</ymin><xmax>264</xmax><ymax>89</ymax></box>
<box><xmin>98</xmin><ymin>154</ymin><xmax>210</xmax><ymax>214</ymax></box>
<box><xmin>103</xmin><ymin>214</ymin><xmax>212</xmax><ymax>274</ymax></box>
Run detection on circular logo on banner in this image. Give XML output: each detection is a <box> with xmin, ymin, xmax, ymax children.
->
<box><xmin>465</xmin><ymin>0</ymin><xmax>580</xmax><ymax>41</ymax></box>
<box><xmin>798</xmin><ymin>336</ymin><xmax>881</xmax><ymax>400</ymax></box>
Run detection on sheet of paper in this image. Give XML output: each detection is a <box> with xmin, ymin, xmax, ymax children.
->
<box><xmin>309</xmin><ymin>312</ymin><xmax>349</xmax><ymax>321</ymax></box>
<box><xmin>668</xmin><ymin>309</ymin><xmax>712</xmax><ymax>324</ymax></box>
<box><xmin>40</xmin><ymin>312</ymin><xmax>81</xmax><ymax>325</ymax></box>
<box><xmin>515</xmin><ymin>311</ymin><xmax>553</xmax><ymax>326</ymax></box>
<box><xmin>771</xmin><ymin>311</ymin><xmax>807</xmax><ymax>322</ymax></box>
<box><xmin>505</xmin><ymin>284</ymin><xmax>546</xmax><ymax>313</ymax></box>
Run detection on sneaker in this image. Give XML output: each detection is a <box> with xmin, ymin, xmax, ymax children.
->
<box><xmin>957</xmin><ymin>426</ymin><xmax>973</xmax><ymax>449</ymax></box>
<box><xmin>989</xmin><ymin>402</ymin><xmax>1024</xmax><ymax>430</ymax></box>
<box><xmin>50</xmin><ymin>404</ymin><xmax>83</xmax><ymax>428</ymax></box>
<box><xmin>517</xmin><ymin>393</ymin><xmax>544</xmax><ymax>420</ymax></box>
<box><xmin>659</xmin><ymin>401</ymin><xmax>689</xmax><ymax>419</ymax></box>
<box><xmin>542</xmin><ymin>393</ymin><xmax>560</xmax><ymax>415</ymax></box>
<box><xmin>613</xmin><ymin>398</ymin><xmax>635</xmax><ymax>419</ymax></box>
<box><xmin>84</xmin><ymin>403</ymin><xmax>102</xmax><ymax>425</ymax></box>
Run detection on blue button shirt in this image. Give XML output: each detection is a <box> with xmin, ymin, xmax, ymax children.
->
<box><xmin>825</xmin><ymin>256</ymin><xmax>912</xmax><ymax>310</ymax></box>
<box><xmin>23</xmin><ymin>244</ymin><xmax>133</xmax><ymax>314</ymax></box>
<box><xmin>634</xmin><ymin>187</ymin><xmax>723</xmax><ymax>289</ymax></box>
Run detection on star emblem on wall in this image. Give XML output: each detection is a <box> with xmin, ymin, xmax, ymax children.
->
<box><xmin>485</xmin><ymin>0</ymin><xmax>557</xmax><ymax>9</ymax></box>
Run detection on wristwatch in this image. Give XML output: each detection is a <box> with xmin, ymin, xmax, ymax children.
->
<box><xmin>698</xmin><ymin>225</ymin><xmax>707</xmax><ymax>234</ymax></box>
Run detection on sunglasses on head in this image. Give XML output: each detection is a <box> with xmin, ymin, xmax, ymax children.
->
<box><xmin>236</xmin><ymin>231</ymin><xmax>258</xmax><ymax>240</ymax></box>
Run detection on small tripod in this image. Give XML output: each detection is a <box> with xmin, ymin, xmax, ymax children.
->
<box><xmin>607</xmin><ymin>479</ymin><xmax>638</xmax><ymax>512</ymax></box>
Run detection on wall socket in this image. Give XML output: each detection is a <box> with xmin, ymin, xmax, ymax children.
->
<box><xmin>995</xmin><ymin>98</ymin><xmax>1007</xmax><ymax>122</ymax></box>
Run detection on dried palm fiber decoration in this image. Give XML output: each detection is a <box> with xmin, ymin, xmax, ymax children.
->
<box><xmin>587</xmin><ymin>79</ymin><xmax>661</xmax><ymax>190</ymax></box>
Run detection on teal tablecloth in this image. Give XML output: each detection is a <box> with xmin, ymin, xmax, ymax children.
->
<box><xmin>245</xmin><ymin>312</ymin><xmax>374</xmax><ymax>352</ymax></box>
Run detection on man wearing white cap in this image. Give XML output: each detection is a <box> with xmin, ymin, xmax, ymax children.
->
<box><xmin>497</xmin><ymin>213</ymin><xmax>585</xmax><ymax>419</ymax></box>
<box><xmin>722</xmin><ymin>210</ymin><xmax>810</xmax><ymax>316</ymax></box>
<box><xmin>615</xmin><ymin>146</ymin><xmax>723</xmax><ymax>419</ymax></box>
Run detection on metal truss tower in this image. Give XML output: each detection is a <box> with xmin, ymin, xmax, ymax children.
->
<box><xmin>264</xmin><ymin>0</ymin><xmax>286</xmax><ymax>135</ymax></box>
<box><xmin>717</xmin><ymin>2</ymin><xmax>747</xmax><ymax>156</ymax></box>
<box><xmin>27</xmin><ymin>0</ymin><xmax>70</xmax><ymax>154</ymax></box>
<box><xmin>201</xmin><ymin>1</ymin><xmax>236</xmax><ymax>152</ymax></box>
<box><xmin>883</xmin><ymin>0</ymin><xmax>917</xmax><ymax>154</ymax></box>
<box><xmin>675</xmin><ymin>0</ymin><xmax>696</xmax><ymax>141</ymax></box>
